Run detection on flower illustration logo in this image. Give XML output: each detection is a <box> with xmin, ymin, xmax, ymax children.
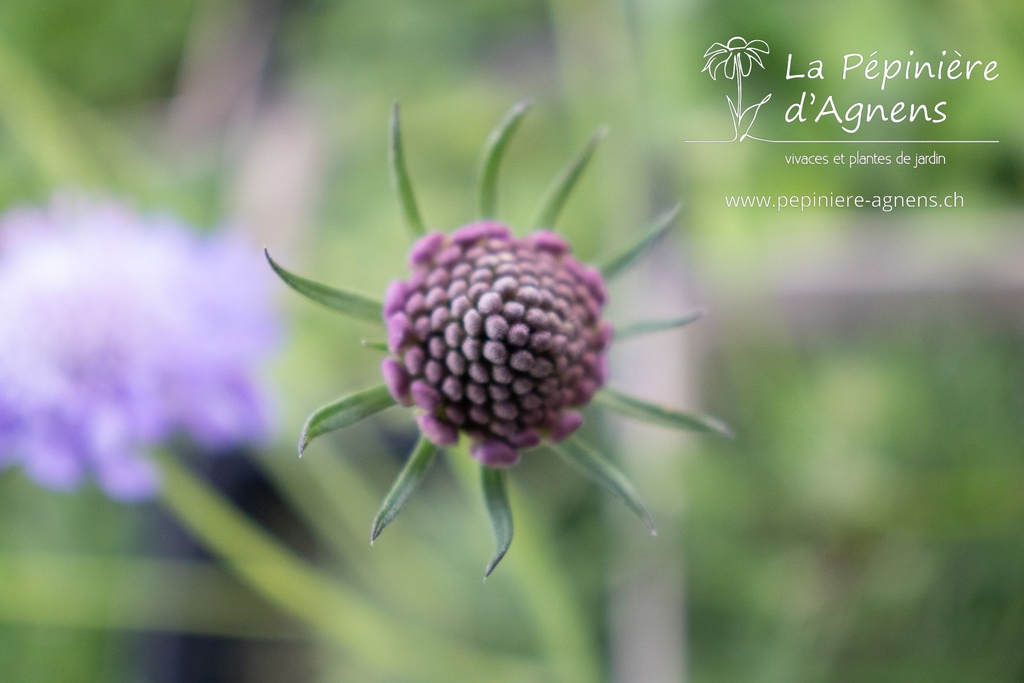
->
<box><xmin>702</xmin><ymin>36</ymin><xmax>772</xmax><ymax>141</ymax></box>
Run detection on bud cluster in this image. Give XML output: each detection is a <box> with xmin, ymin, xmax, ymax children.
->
<box><xmin>381</xmin><ymin>222</ymin><xmax>611</xmax><ymax>466</ymax></box>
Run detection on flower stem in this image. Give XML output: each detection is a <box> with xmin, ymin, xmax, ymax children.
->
<box><xmin>0</xmin><ymin>551</ymin><xmax>297</xmax><ymax>638</ymax></box>
<box><xmin>157</xmin><ymin>453</ymin><xmax>541</xmax><ymax>683</ymax></box>
<box><xmin>447</xmin><ymin>447</ymin><xmax>604</xmax><ymax>683</ymax></box>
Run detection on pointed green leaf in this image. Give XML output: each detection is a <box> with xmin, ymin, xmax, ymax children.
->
<box><xmin>530</xmin><ymin>127</ymin><xmax>606</xmax><ymax>230</ymax></box>
<box><xmin>361</xmin><ymin>340</ymin><xmax>390</xmax><ymax>352</ymax></box>
<box><xmin>370</xmin><ymin>436</ymin><xmax>438</xmax><ymax>543</ymax></box>
<box><xmin>599</xmin><ymin>203</ymin><xmax>681</xmax><ymax>280</ymax></box>
<box><xmin>478</xmin><ymin>100</ymin><xmax>532</xmax><ymax>219</ymax></box>
<box><xmin>481</xmin><ymin>467</ymin><xmax>513</xmax><ymax>578</ymax></box>
<box><xmin>389</xmin><ymin>102</ymin><xmax>426</xmax><ymax>237</ymax></box>
<box><xmin>614</xmin><ymin>310</ymin><xmax>704</xmax><ymax>341</ymax></box>
<box><xmin>265</xmin><ymin>249</ymin><xmax>383</xmax><ymax>323</ymax></box>
<box><xmin>299</xmin><ymin>384</ymin><xmax>397</xmax><ymax>456</ymax></box>
<box><xmin>594</xmin><ymin>386</ymin><xmax>734</xmax><ymax>438</ymax></box>
<box><xmin>552</xmin><ymin>437</ymin><xmax>656</xmax><ymax>535</ymax></box>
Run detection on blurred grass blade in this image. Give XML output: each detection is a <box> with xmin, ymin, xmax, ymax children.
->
<box><xmin>371</xmin><ymin>436</ymin><xmax>438</xmax><ymax>543</ymax></box>
<box><xmin>0</xmin><ymin>37</ymin><xmax>99</xmax><ymax>184</ymax></box>
<box><xmin>481</xmin><ymin>467</ymin><xmax>513</xmax><ymax>578</ymax></box>
<box><xmin>265</xmin><ymin>248</ymin><xmax>382</xmax><ymax>323</ymax></box>
<box><xmin>390</xmin><ymin>102</ymin><xmax>426</xmax><ymax>237</ymax></box>
<box><xmin>530</xmin><ymin>127</ymin><xmax>606</xmax><ymax>229</ymax></box>
<box><xmin>478</xmin><ymin>100</ymin><xmax>532</xmax><ymax>218</ymax></box>
<box><xmin>361</xmin><ymin>339</ymin><xmax>390</xmax><ymax>352</ymax></box>
<box><xmin>599</xmin><ymin>203</ymin><xmax>681</xmax><ymax>280</ymax></box>
<box><xmin>614</xmin><ymin>311</ymin><xmax>704</xmax><ymax>341</ymax></box>
<box><xmin>595</xmin><ymin>386</ymin><xmax>734</xmax><ymax>438</ymax></box>
<box><xmin>299</xmin><ymin>385</ymin><xmax>396</xmax><ymax>456</ymax></box>
<box><xmin>553</xmin><ymin>437</ymin><xmax>656</xmax><ymax>535</ymax></box>
<box><xmin>159</xmin><ymin>455</ymin><xmax>540</xmax><ymax>679</ymax></box>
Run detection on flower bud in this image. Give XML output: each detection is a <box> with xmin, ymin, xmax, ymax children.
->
<box><xmin>383</xmin><ymin>222</ymin><xmax>611</xmax><ymax>465</ymax></box>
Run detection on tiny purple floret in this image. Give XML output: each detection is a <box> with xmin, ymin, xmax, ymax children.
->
<box><xmin>410</xmin><ymin>380</ymin><xmax>442</xmax><ymax>412</ymax></box>
<box><xmin>470</xmin><ymin>440</ymin><xmax>520</xmax><ymax>467</ymax></box>
<box><xmin>381</xmin><ymin>358</ymin><xmax>412</xmax><ymax>406</ymax></box>
<box><xmin>417</xmin><ymin>413</ymin><xmax>459</xmax><ymax>446</ymax></box>
<box><xmin>409</xmin><ymin>232</ymin><xmax>446</xmax><ymax>266</ymax></box>
<box><xmin>451</xmin><ymin>221</ymin><xmax>511</xmax><ymax>246</ymax></box>
<box><xmin>550</xmin><ymin>411</ymin><xmax>583</xmax><ymax>442</ymax></box>
<box><xmin>383</xmin><ymin>280</ymin><xmax>410</xmax><ymax>317</ymax></box>
<box><xmin>386</xmin><ymin>313</ymin><xmax>412</xmax><ymax>352</ymax></box>
<box><xmin>529</xmin><ymin>230</ymin><xmax>570</xmax><ymax>255</ymax></box>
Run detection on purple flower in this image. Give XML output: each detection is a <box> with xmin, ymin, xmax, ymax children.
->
<box><xmin>266</xmin><ymin>103</ymin><xmax>730</xmax><ymax>575</ymax></box>
<box><xmin>0</xmin><ymin>195</ymin><xmax>278</xmax><ymax>501</ymax></box>
<box><xmin>381</xmin><ymin>222</ymin><xmax>612</xmax><ymax>467</ymax></box>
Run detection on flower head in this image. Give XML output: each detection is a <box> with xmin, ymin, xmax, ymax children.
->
<box><xmin>381</xmin><ymin>222</ymin><xmax>612</xmax><ymax>467</ymax></box>
<box><xmin>267</xmin><ymin>102</ymin><xmax>730</xmax><ymax>575</ymax></box>
<box><xmin>0</xmin><ymin>195</ymin><xmax>278</xmax><ymax>500</ymax></box>
<box><xmin>702</xmin><ymin>36</ymin><xmax>770</xmax><ymax>80</ymax></box>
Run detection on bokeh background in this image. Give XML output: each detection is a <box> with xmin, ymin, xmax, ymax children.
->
<box><xmin>0</xmin><ymin>0</ymin><xmax>1022</xmax><ymax>681</ymax></box>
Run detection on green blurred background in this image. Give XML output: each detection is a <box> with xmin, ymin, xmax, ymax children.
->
<box><xmin>0</xmin><ymin>0</ymin><xmax>1021</xmax><ymax>681</ymax></box>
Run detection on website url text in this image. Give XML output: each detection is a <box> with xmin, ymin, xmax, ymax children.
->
<box><xmin>725</xmin><ymin>192</ymin><xmax>965</xmax><ymax>212</ymax></box>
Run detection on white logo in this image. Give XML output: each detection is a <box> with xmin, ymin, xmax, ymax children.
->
<box><xmin>702</xmin><ymin>36</ymin><xmax>772</xmax><ymax>141</ymax></box>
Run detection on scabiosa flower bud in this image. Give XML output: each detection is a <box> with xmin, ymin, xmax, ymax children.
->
<box><xmin>0</xmin><ymin>195</ymin><xmax>278</xmax><ymax>501</ymax></box>
<box><xmin>267</xmin><ymin>101</ymin><xmax>731</xmax><ymax>575</ymax></box>
<box><xmin>381</xmin><ymin>221</ymin><xmax>611</xmax><ymax>467</ymax></box>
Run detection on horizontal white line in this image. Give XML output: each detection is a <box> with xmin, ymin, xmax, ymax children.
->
<box><xmin>686</xmin><ymin>138</ymin><xmax>999</xmax><ymax>144</ymax></box>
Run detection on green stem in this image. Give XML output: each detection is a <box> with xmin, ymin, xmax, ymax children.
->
<box><xmin>253</xmin><ymin>446</ymin><xmax>472</xmax><ymax>630</ymax></box>
<box><xmin>0</xmin><ymin>552</ymin><xmax>298</xmax><ymax>638</ymax></box>
<box><xmin>158</xmin><ymin>453</ymin><xmax>540</xmax><ymax>683</ymax></box>
<box><xmin>447</xmin><ymin>447</ymin><xmax>603</xmax><ymax>683</ymax></box>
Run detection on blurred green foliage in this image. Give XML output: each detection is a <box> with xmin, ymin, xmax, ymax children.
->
<box><xmin>691</xmin><ymin>317</ymin><xmax>1024</xmax><ymax>683</ymax></box>
<box><xmin>0</xmin><ymin>0</ymin><xmax>1022</xmax><ymax>682</ymax></box>
<box><xmin>0</xmin><ymin>0</ymin><xmax>196</xmax><ymax>103</ymax></box>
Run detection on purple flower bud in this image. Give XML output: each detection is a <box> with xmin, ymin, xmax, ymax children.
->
<box><xmin>382</xmin><ymin>223</ymin><xmax>611</xmax><ymax>465</ymax></box>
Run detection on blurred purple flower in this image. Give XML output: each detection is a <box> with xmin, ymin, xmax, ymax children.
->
<box><xmin>0</xmin><ymin>195</ymin><xmax>279</xmax><ymax>501</ymax></box>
